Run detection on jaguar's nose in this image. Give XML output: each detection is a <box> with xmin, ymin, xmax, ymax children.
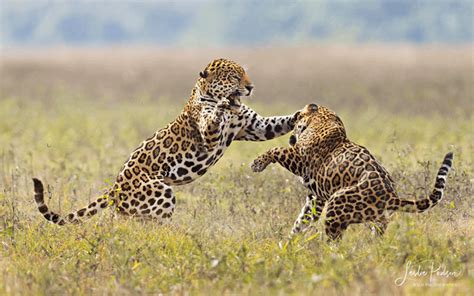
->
<box><xmin>245</xmin><ymin>85</ymin><xmax>254</xmax><ymax>95</ymax></box>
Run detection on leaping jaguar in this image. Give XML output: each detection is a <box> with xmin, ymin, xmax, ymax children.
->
<box><xmin>33</xmin><ymin>58</ymin><xmax>304</xmax><ymax>225</ymax></box>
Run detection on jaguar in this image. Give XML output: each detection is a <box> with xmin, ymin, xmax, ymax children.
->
<box><xmin>33</xmin><ymin>58</ymin><xmax>303</xmax><ymax>225</ymax></box>
<box><xmin>251</xmin><ymin>104</ymin><xmax>453</xmax><ymax>240</ymax></box>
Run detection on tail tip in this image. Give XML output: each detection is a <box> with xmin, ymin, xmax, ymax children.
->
<box><xmin>32</xmin><ymin>178</ymin><xmax>44</xmax><ymax>202</ymax></box>
<box><xmin>32</xmin><ymin>178</ymin><xmax>43</xmax><ymax>189</ymax></box>
<box><xmin>443</xmin><ymin>152</ymin><xmax>454</xmax><ymax>167</ymax></box>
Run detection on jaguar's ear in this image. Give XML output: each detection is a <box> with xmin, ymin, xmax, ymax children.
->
<box><xmin>308</xmin><ymin>104</ymin><xmax>318</xmax><ymax>112</ymax></box>
<box><xmin>199</xmin><ymin>70</ymin><xmax>209</xmax><ymax>79</ymax></box>
<box><xmin>293</xmin><ymin>111</ymin><xmax>301</xmax><ymax>121</ymax></box>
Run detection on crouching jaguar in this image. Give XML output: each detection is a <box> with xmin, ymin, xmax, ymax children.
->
<box><xmin>33</xmin><ymin>58</ymin><xmax>304</xmax><ymax>225</ymax></box>
<box><xmin>251</xmin><ymin>104</ymin><xmax>453</xmax><ymax>240</ymax></box>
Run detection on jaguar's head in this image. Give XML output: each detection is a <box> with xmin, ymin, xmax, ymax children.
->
<box><xmin>198</xmin><ymin>58</ymin><xmax>254</xmax><ymax>106</ymax></box>
<box><xmin>289</xmin><ymin>104</ymin><xmax>345</xmax><ymax>146</ymax></box>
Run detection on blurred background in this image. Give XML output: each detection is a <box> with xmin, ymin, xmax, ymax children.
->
<box><xmin>1</xmin><ymin>0</ymin><xmax>472</xmax><ymax>46</ymax></box>
<box><xmin>1</xmin><ymin>0</ymin><xmax>472</xmax><ymax>113</ymax></box>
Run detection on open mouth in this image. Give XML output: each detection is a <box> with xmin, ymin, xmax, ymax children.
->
<box><xmin>228</xmin><ymin>95</ymin><xmax>242</xmax><ymax>107</ymax></box>
<box><xmin>232</xmin><ymin>88</ymin><xmax>252</xmax><ymax>97</ymax></box>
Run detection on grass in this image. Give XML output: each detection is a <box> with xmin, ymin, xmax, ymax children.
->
<box><xmin>0</xmin><ymin>46</ymin><xmax>473</xmax><ymax>295</ymax></box>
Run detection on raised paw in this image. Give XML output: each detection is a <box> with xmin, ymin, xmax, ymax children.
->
<box><xmin>216</xmin><ymin>99</ymin><xmax>231</xmax><ymax>110</ymax></box>
<box><xmin>250</xmin><ymin>155</ymin><xmax>271</xmax><ymax>172</ymax></box>
<box><xmin>216</xmin><ymin>99</ymin><xmax>240</xmax><ymax>114</ymax></box>
<box><xmin>214</xmin><ymin>100</ymin><xmax>229</xmax><ymax>119</ymax></box>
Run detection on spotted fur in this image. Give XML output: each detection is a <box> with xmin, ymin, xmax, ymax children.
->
<box><xmin>251</xmin><ymin>104</ymin><xmax>454</xmax><ymax>240</ymax></box>
<box><xmin>33</xmin><ymin>58</ymin><xmax>302</xmax><ymax>225</ymax></box>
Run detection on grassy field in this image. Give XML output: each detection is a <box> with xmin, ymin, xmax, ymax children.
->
<box><xmin>0</xmin><ymin>46</ymin><xmax>473</xmax><ymax>295</ymax></box>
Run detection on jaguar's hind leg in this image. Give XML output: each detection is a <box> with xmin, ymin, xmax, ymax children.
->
<box><xmin>116</xmin><ymin>178</ymin><xmax>176</xmax><ymax>221</ymax></box>
<box><xmin>324</xmin><ymin>185</ymin><xmax>366</xmax><ymax>241</ymax></box>
<box><xmin>291</xmin><ymin>194</ymin><xmax>326</xmax><ymax>236</ymax></box>
<box><xmin>324</xmin><ymin>219</ymin><xmax>349</xmax><ymax>241</ymax></box>
<box><xmin>368</xmin><ymin>213</ymin><xmax>390</xmax><ymax>236</ymax></box>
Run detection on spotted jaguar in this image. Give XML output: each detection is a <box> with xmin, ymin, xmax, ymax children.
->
<box><xmin>33</xmin><ymin>58</ymin><xmax>304</xmax><ymax>225</ymax></box>
<box><xmin>251</xmin><ymin>104</ymin><xmax>453</xmax><ymax>240</ymax></box>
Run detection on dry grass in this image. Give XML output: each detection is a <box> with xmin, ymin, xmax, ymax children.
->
<box><xmin>0</xmin><ymin>45</ymin><xmax>473</xmax><ymax>295</ymax></box>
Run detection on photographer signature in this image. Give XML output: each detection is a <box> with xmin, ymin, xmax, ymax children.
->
<box><xmin>395</xmin><ymin>260</ymin><xmax>463</xmax><ymax>286</ymax></box>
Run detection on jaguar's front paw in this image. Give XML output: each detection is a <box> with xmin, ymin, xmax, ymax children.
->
<box><xmin>216</xmin><ymin>99</ymin><xmax>232</xmax><ymax>110</ymax></box>
<box><xmin>214</xmin><ymin>100</ymin><xmax>229</xmax><ymax>119</ymax></box>
<box><xmin>217</xmin><ymin>99</ymin><xmax>240</xmax><ymax>114</ymax></box>
<box><xmin>250</xmin><ymin>155</ymin><xmax>271</xmax><ymax>173</ymax></box>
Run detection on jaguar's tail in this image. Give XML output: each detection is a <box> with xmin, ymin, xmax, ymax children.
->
<box><xmin>33</xmin><ymin>178</ymin><xmax>111</xmax><ymax>225</ymax></box>
<box><xmin>397</xmin><ymin>152</ymin><xmax>453</xmax><ymax>213</ymax></box>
